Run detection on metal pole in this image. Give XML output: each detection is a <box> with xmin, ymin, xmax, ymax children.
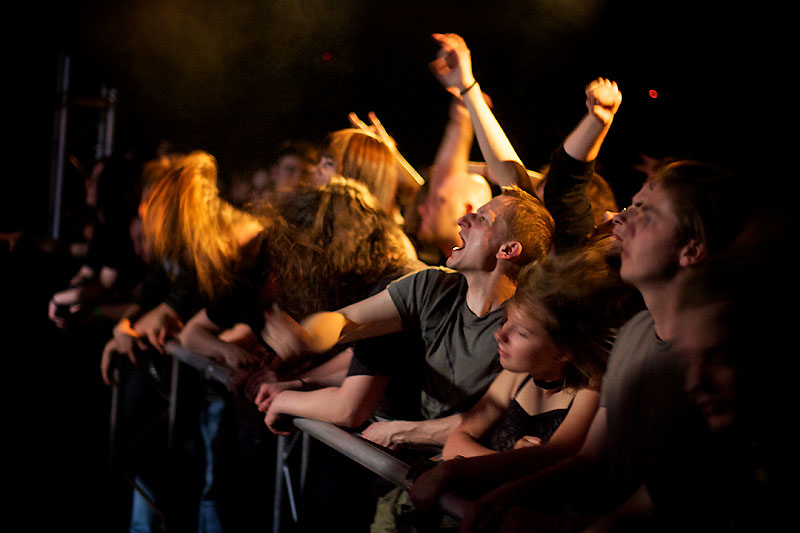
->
<box><xmin>293</xmin><ymin>418</ymin><xmax>470</xmax><ymax>521</ymax></box>
<box><xmin>273</xmin><ymin>436</ymin><xmax>287</xmax><ymax>533</ymax></box>
<box><xmin>104</xmin><ymin>88</ymin><xmax>117</xmax><ymax>158</ymax></box>
<box><xmin>49</xmin><ymin>53</ymin><xmax>70</xmax><ymax>240</ymax></box>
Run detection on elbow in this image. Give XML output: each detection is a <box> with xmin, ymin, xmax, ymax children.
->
<box><xmin>336</xmin><ymin>404</ymin><xmax>374</xmax><ymax>429</ymax></box>
<box><xmin>441</xmin><ymin>431</ymin><xmax>471</xmax><ymax>460</ymax></box>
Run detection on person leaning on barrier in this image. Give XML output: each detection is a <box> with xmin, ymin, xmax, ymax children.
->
<box><xmin>459</xmin><ymin>160</ymin><xmax>751</xmax><ymax>533</ymax></box>
<box><xmin>99</xmin><ymin>152</ymin><xmax>265</xmax><ymax>384</ymax></box>
<box><xmin>258</xmin><ymin>184</ymin><xmax>553</xmax><ymax>448</ymax></box>
<box><xmin>408</xmin><ymin>238</ymin><xmax>638</xmax><ymax>513</ymax></box>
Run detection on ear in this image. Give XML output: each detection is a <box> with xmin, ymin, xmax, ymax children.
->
<box><xmin>496</xmin><ymin>241</ymin><xmax>523</xmax><ymax>261</ymax></box>
<box><xmin>679</xmin><ymin>239</ymin><xmax>706</xmax><ymax>268</ymax></box>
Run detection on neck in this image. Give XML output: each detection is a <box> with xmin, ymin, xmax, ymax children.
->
<box><xmin>638</xmin><ymin>272</ymin><xmax>690</xmax><ymax>341</ymax></box>
<box><xmin>532</xmin><ymin>376</ymin><xmax>563</xmax><ymax>390</ymax></box>
<box><xmin>463</xmin><ymin>269</ymin><xmax>516</xmax><ymax>317</ymax></box>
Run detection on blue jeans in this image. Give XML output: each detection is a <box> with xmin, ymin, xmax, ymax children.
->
<box><xmin>197</xmin><ymin>396</ymin><xmax>226</xmax><ymax>533</ymax></box>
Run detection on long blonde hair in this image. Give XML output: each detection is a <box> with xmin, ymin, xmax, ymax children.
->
<box><xmin>325</xmin><ymin>129</ymin><xmax>398</xmax><ymax>214</ymax></box>
<box><xmin>141</xmin><ymin>151</ymin><xmax>262</xmax><ymax>298</ymax></box>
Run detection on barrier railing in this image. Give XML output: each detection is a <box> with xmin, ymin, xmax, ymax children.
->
<box><xmin>110</xmin><ymin>342</ymin><xmax>469</xmax><ymax>530</ymax></box>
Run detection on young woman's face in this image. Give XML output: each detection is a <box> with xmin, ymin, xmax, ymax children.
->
<box><xmin>494</xmin><ymin>304</ymin><xmax>564</xmax><ymax>379</ymax></box>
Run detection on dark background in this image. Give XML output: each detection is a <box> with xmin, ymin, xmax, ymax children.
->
<box><xmin>2</xmin><ymin>1</ymin><xmax>786</xmax><ymax>529</ymax></box>
<box><xmin>5</xmin><ymin>0</ymin><xmax>784</xmax><ymax>236</ymax></box>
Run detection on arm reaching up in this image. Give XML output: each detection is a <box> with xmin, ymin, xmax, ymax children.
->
<box><xmin>563</xmin><ymin>78</ymin><xmax>622</xmax><ymax>162</ymax></box>
<box><xmin>430</xmin><ymin>33</ymin><xmax>533</xmax><ymax>193</ymax></box>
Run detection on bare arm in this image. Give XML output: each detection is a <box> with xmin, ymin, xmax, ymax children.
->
<box><xmin>264</xmin><ymin>374</ymin><xmax>390</xmax><ymax>434</ymax></box>
<box><xmin>458</xmin><ymin>406</ymin><xmax>608</xmax><ymax>532</ymax></box>
<box><xmin>430</xmin><ymin>99</ymin><xmax>474</xmax><ymax>188</ymax></box>
<box><xmin>431</xmin><ymin>33</ymin><xmax>533</xmax><ymax>192</ymax></box>
<box><xmin>262</xmin><ymin>288</ymin><xmax>403</xmax><ymax>361</ymax></box>
<box><xmin>582</xmin><ymin>483</ymin><xmax>655</xmax><ymax>533</ymax></box>
<box><xmin>411</xmin><ymin>389</ymin><xmax>600</xmax><ymax>511</ymax></box>
<box><xmin>563</xmin><ymin>78</ymin><xmax>622</xmax><ymax>163</ymax></box>
<box><xmin>360</xmin><ymin>414</ymin><xmax>464</xmax><ymax>450</ymax></box>
<box><xmin>442</xmin><ymin>370</ymin><xmax>518</xmax><ymax>459</ymax></box>
<box><xmin>179</xmin><ymin>309</ymin><xmax>260</xmax><ymax>369</ymax></box>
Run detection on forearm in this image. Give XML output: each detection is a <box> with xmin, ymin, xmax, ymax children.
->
<box><xmin>394</xmin><ymin>414</ymin><xmax>464</xmax><ymax>447</ymax></box>
<box><xmin>297</xmin><ymin>348</ymin><xmax>354</xmax><ymax>386</ymax></box>
<box><xmin>462</xmin><ymin>83</ymin><xmax>530</xmax><ymax>190</ymax></box>
<box><xmin>442</xmin><ymin>441</ymin><xmax>586</xmax><ymax>496</ymax></box>
<box><xmin>563</xmin><ymin>113</ymin><xmax>612</xmax><ymax>163</ymax></box>
<box><xmin>180</xmin><ymin>314</ymin><xmax>239</xmax><ymax>361</ymax></box>
<box><xmin>430</xmin><ymin>103</ymin><xmax>474</xmax><ymax>185</ymax></box>
<box><xmin>442</xmin><ymin>429</ymin><xmax>495</xmax><ymax>459</ymax></box>
<box><xmin>271</xmin><ymin>387</ymin><xmax>364</xmax><ymax>427</ymax></box>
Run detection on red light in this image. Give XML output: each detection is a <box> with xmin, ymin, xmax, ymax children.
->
<box><xmin>649</xmin><ymin>89</ymin><xmax>658</xmax><ymax>99</ymax></box>
<box><xmin>322</xmin><ymin>51</ymin><xmax>333</xmax><ymax>61</ymax></box>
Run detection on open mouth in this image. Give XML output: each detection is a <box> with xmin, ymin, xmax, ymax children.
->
<box><xmin>452</xmin><ymin>232</ymin><xmax>466</xmax><ymax>252</ymax></box>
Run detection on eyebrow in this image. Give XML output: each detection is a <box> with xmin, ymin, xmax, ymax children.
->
<box><xmin>476</xmin><ymin>206</ymin><xmax>495</xmax><ymax>222</ymax></box>
<box><xmin>638</xmin><ymin>203</ymin><xmax>660</xmax><ymax>217</ymax></box>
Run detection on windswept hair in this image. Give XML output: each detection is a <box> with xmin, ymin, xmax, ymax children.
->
<box><xmin>141</xmin><ymin>151</ymin><xmax>262</xmax><ymax>299</ymax></box>
<box><xmin>512</xmin><ymin>239</ymin><xmax>637</xmax><ymax>390</ymax></box>
<box><xmin>259</xmin><ymin>176</ymin><xmax>418</xmax><ymax>318</ymax></box>
<box><xmin>324</xmin><ymin>129</ymin><xmax>398</xmax><ymax>214</ymax></box>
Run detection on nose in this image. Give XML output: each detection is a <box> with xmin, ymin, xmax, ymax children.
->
<box><xmin>457</xmin><ymin>212</ymin><xmax>474</xmax><ymax>228</ymax></box>
<box><xmin>494</xmin><ymin>323</ymin><xmax>508</xmax><ymax>344</ymax></box>
<box><xmin>612</xmin><ymin>208</ymin><xmax>627</xmax><ymax>225</ymax></box>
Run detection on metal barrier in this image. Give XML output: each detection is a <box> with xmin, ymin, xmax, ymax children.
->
<box><xmin>109</xmin><ymin>342</ymin><xmax>468</xmax><ymax>530</ymax></box>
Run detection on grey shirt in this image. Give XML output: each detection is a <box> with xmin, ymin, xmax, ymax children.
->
<box><xmin>385</xmin><ymin>267</ymin><xmax>504</xmax><ymax>420</ymax></box>
<box><xmin>601</xmin><ymin>310</ymin><xmax>702</xmax><ymax>506</ymax></box>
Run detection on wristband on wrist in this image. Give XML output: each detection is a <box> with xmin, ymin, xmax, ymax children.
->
<box><xmin>460</xmin><ymin>79</ymin><xmax>478</xmax><ymax>95</ymax></box>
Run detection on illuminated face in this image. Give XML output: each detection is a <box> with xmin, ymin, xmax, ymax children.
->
<box><xmin>311</xmin><ymin>155</ymin><xmax>337</xmax><ymax>186</ymax></box>
<box><xmin>677</xmin><ymin>302</ymin><xmax>739</xmax><ymax>431</ymax></box>
<box><xmin>616</xmin><ymin>184</ymin><xmax>684</xmax><ymax>288</ymax></box>
<box><xmin>417</xmin><ymin>181</ymin><xmax>469</xmax><ymax>256</ymax></box>
<box><xmin>494</xmin><ymin>304</ymin><xmax>564</xmax><ymax>378</ymax></box>
<box><xmin>446</xmin><ymin>195</ymin><xmax>512</xmax><ymax>272</ymax></box>
<box><xmin>609</xmin><ymin>183</ymin><xmax>652</xmax><ymax>258</ymax></box>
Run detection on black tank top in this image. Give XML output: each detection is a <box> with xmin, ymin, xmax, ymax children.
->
<box><xmin>483</xmin><ymin>375</ymin><xmax>574</xmax><ymax>452</ymax></box>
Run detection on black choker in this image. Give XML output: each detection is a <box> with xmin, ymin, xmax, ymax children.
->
<box><xmin>533</xmin><ymin>377</ymin><xmax>563</xmax><ymax>390</ymax></box>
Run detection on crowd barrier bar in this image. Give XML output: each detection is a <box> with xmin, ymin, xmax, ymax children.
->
<box><xmin>155</xmin><ymin>343</ymin><xmax>468</xmax><ymax>528</ymax></box>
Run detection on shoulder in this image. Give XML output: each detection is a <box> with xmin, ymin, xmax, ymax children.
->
<box><xmin>388</xmin><ymin>266</ymin><xmax>462</xmax><ymax>293</ymax></box>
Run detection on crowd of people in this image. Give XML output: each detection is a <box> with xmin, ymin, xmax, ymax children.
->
<box><xmin>14</xmin><ymin>32</ymin><xmax>787</xmax><ymax>532</ymax></box>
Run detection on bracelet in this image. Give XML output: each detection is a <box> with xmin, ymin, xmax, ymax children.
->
<box><xmin>460</xmin><ymin>80</ymin><xmax>478</xmax><ymax>95</ymax></box>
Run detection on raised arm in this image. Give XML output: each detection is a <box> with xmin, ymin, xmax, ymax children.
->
<box><xmin>429</xmin><ymin>98</ymin><xmax>475</xmax><ymax>188</ymax></box>
<box><xmin>563</xmin><ymin>78</ymin><xmax>622</xmax><ymax>163</ymax></box>
<box><xmin>544</xmin><ymin>78</ymin><xmax>622</xmax><ymax>253</ymax></box>
<box><xmin>430</xmin><ymin>33</ymin><xmax>533</xmax><ymax>193</ymax></box>
<box><xmin>261</xmin><ymin>288</ymin><xmax>403</xmax><ymax>362</ymax></box>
